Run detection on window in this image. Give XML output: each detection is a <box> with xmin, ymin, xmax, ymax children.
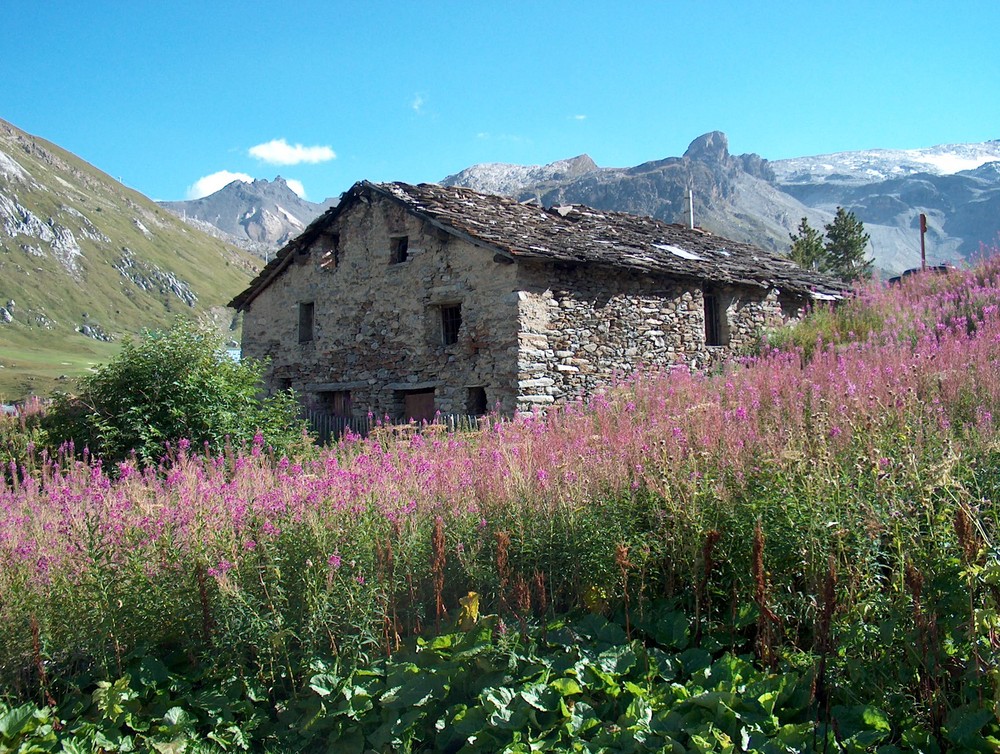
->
<box><xmin>298</xmin><ymin>301</ymin><xmax>315</xmax><ymax>343</ymax></box>
<box><xmin>440</xmin><ymin>304</ymin><xmax>462</xmax><ymax>345</ymax></box>
<box><xmin>320</xmin><ymin>233</ymin><xmax>340</xmax><ymax>270</ymax></box>
<box><xmin>389</xmin><ymin>236</ymin><xmax>408</xmax><ymax>264</ymax></box>
<box><xmin>467</xmin><ymin>386</ymin><xmax>488</xmax><ymax>416</ymax></box>
<box><xmin>703</xmin><ymin>289</ymin><xmax>728</xmax><ymax>346</ymax></box>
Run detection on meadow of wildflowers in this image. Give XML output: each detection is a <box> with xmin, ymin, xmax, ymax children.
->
<box><xmin>2</xmin><ymin>253</ymin><xmax>1000</xmax><ymax>746</ymax></box>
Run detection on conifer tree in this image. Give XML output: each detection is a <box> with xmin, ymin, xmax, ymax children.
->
<box><xmin>824</xmin><ymin>207</ymin><xmax>873</xmax><ymax>282</ymax></box>
<box><xmin>789</xmin><ymin>217</ymin><xmax>826</xmax><ymax>272</ymax></box>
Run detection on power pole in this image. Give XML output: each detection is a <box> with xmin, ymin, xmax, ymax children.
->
<box><xmin>919</xmin><ymin>213</ymin><xmax>927</xmax><ymax>272</ymax></box>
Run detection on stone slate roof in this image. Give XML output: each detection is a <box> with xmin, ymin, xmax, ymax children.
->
<box><xmin>230</xmin><ymin>180</ymin><xmax>844</xmax><ymax>310</ymax></box>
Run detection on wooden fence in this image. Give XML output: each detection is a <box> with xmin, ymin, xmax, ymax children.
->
<box><xmin>304</xmin><ymin>411</ymin><xmax>489</xmax><ymax>444</ymax></box>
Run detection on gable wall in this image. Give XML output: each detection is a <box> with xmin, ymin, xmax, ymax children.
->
<box><xmin>514</xmin><ymin>261</ymin><xmax>790</xmax><ymax>409</ymax></box>
<box><xmin>240</xmin><ymin>195</ymin><xmax>522</xmax><ymax>418</ymax></box>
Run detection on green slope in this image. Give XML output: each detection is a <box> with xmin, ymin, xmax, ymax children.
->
<box><xmin>0</xmin><ymin>119</ymin><xmax>260</xmax><ymax>400</ymax></box>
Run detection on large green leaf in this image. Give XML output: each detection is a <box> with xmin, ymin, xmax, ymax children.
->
<box><xmin>944</xmin><ymin>704</ymin><xmax>996</xmax><ymax>751</ymax></box>
<box><xmin>520</xmin><ymin>683</ymin><xmax>562</xmax><ymax>713</ymax></box>
<box><xmin>0</xmin><ymin>703</ymin><xmax>36</xmax><ymax>739</ymax></box>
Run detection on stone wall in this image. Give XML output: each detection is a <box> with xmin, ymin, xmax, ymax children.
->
<box><xmin>513</xmin><ymin>261</ymin><xmax>791</xmax><ymax>409</ymax></box>
<box><xmin>241</xmin><ymin>195</ymin><xmax>522</xmax><ymax>419</ymax></box>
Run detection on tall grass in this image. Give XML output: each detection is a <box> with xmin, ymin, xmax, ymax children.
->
<box><xmin>2</xmin><ymin>254</ymin><xmax>1000</xmax><ymax>725</ymax></box>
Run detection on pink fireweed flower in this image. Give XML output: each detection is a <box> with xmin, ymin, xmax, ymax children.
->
<box><xmin>207</xmin><ymin>559</ymin><xmax>234</xmax><ymax>578</ymax></box>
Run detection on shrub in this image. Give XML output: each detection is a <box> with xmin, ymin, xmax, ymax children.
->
<box><xmin>43</xmin><ymin>320</ymin><xmax>305</xmax><ymax>464</ymax></box>
<box><xmin>0</xmin><ymin>398</ymin><xmax>47</xmax><ymax>476</ymax></box>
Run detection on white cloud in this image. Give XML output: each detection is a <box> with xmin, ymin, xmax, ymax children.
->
<box><xmin>411</xmin><ymin>94</ymin><xmax>426</xmax><ymax>114</ymax></box>
<box><xmin>285</xmin><ymin>178</ymin><xmax>306</xmax><ymax>198</ymax></box>
<box><xmin>186</xmin><ymin>170</ymin><xmax>253</xmax><ymax>199</ymax></box>
<box><xmin>248</xmin><ymin>138</ymin><xmax>336</xmax><ymax>166</ymax></box>
<box><xmin>572</xmin><ymin>114</ymin><xmax>587</xmax><ymax>121</ymax></box>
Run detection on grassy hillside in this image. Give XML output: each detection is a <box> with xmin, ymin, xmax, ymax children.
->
<box><xmin>0</xmin><ymin>119</ymin><xmax>259</xmax><ymax>399</ymax></box>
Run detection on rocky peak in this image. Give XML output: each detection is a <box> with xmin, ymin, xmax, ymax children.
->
<box><xmin>684</xmin><ymin>131</ymin><xmax>730</xmax><ymax>163</ymax></box>
<box><xmin>555</xmin><ymin>154</ymin><xmax>599</xmax><ymax>176</ymax></box>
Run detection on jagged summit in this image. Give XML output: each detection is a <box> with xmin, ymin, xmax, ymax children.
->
<box><xmin>683</xmin><ymin>131</ymin><xmax>730</xmax><ymax>162</ymax></box>
<box><xmin>159</xmin><ymin>177</ymin><xmax>337</xmax><ymax>253</ymax></box>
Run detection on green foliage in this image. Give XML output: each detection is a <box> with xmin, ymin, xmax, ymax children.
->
<box><xmin>5</xmin><ymin>607</ymin><xmax>996</xmax><ymax>752</ymax></box>
<box><xmin>787</xmin><ymin>209</ymin><xmax>873</xmax><ymax>282</ymax></box>
<box><xmin>824</xmin><ymin>206</ymin><xmax>873</xmax><ymax>282</ymax></box>
<box><xmin>763</xmin><ymin>296</ymin><xmax>889</xmax><ymax>359</ymax></box>
<box><xmin>0</xmin><ymin>404</ymin><xmax>47</xmax><ymax>476</ymax></box>
<box><xmin>788</xmin><ymin>217</ymin><xmax>826</xmax><ymax>272</ymax></box>
<box><xmin>42</xmin><ymin>320</ymin><xmax>305</xmax><ymax>464</ymax></box>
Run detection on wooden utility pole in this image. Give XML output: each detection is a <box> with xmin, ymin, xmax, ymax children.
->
<box><xmin>919</xmin><ymin>213</ymin><xmax>927</xmax><ymax>272</ymax></box>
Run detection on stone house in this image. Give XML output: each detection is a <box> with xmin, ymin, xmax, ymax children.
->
<box><xmin>229</xmin><ymin>181</ymin><xmax>841</xmax><ymax>422</ymax></box>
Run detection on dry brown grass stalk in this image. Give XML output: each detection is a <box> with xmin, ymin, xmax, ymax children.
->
<box><xmin>432</xmin><ymin>516</ymin><xmax>447</xmax><ymax>631</ymax></box>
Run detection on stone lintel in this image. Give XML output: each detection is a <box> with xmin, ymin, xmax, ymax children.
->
<box><xmin>306</xmin><ymin>381</ymin><xmax>369</xmax><ymax>391</ymax></box>
<box><xmin>387</xmin><ymin>380</ymin><xmax>440</xmax><ymax>391</ymax></box>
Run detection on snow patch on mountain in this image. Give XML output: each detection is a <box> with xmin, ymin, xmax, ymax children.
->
<box><xmin>441</xmin><ymin>155</ymin><xmax>599</xmax><ymax>196</ymax></box>
<box><xmin>275</xmin><ymin>205</ymin><xmax>305</xmax><ymax>227</ymax></box>
<box><xmin>773</xmin><ymin>140</ymin><xmax>1000</xmax><ymax>185</ymax></box>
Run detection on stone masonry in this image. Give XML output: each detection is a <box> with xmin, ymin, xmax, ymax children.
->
<box><xmin>231</xmin><ymin>181</ymin><xmax>842</xmax><ymax>421</ymax></box>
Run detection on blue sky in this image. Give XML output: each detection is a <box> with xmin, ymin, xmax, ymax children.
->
<box><xmin>4</xmin><ymin>1</ymin><xmax>998</xmax><ymax>202</ymax></box>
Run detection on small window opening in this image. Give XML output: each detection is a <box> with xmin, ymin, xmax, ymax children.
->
<box><xmin>298</xmin><ymin>301</ymin><xmax>315</xmax><ymax>343</ymax></box>
<box><xmin>440</xmin><ymin>304</ymin><xmax>462</xmax><ymax>345</ymax></box>
<box><xmin>704</xmin><ymin>289</ymin><xmax>728</xmax><ymax>346</ymax></box>
<box><xmin>320</xmin><ymin>233</ymin><xmax>340</xmax><ymax>270</ymax></box>
<box><xmin>389</xmin><ymin>236</ymin><xmax>409</xmax><ymax>264</ymax></box>
<box><xmin>467</xmin><ymin>386</ymin><xmax>488</xmax><ymax>416</ymax></box>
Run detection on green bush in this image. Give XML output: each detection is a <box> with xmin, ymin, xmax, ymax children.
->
<box><xmin>0</xmin><ymin>400</ymin><xmax>48</xmax><ymax>476</ymax></box>
<box><xmin>43</xmin><ymin>320</ymin><xmax>306</xmax><ymax>464</ymax></box>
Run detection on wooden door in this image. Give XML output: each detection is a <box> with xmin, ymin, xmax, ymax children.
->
<box><xmin>403</xmin><ymin>390</ymin><xmax>435</xmax><ymax>422</ymax></box>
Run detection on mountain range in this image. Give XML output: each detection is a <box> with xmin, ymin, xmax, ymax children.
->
<box><xmin>159</xmin><ymin>132</ymin><xmax>1000</xmax><ymax>277</ymax></box>
<box><xmin>0</xmin><ymin>119</ymin><xmax>259</xmax><ymax>399</ymax></box>
<box><xmin>440</xmin><ymin>132</ymin><xmax>1000</xmax><ymax>275</ymax></box>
